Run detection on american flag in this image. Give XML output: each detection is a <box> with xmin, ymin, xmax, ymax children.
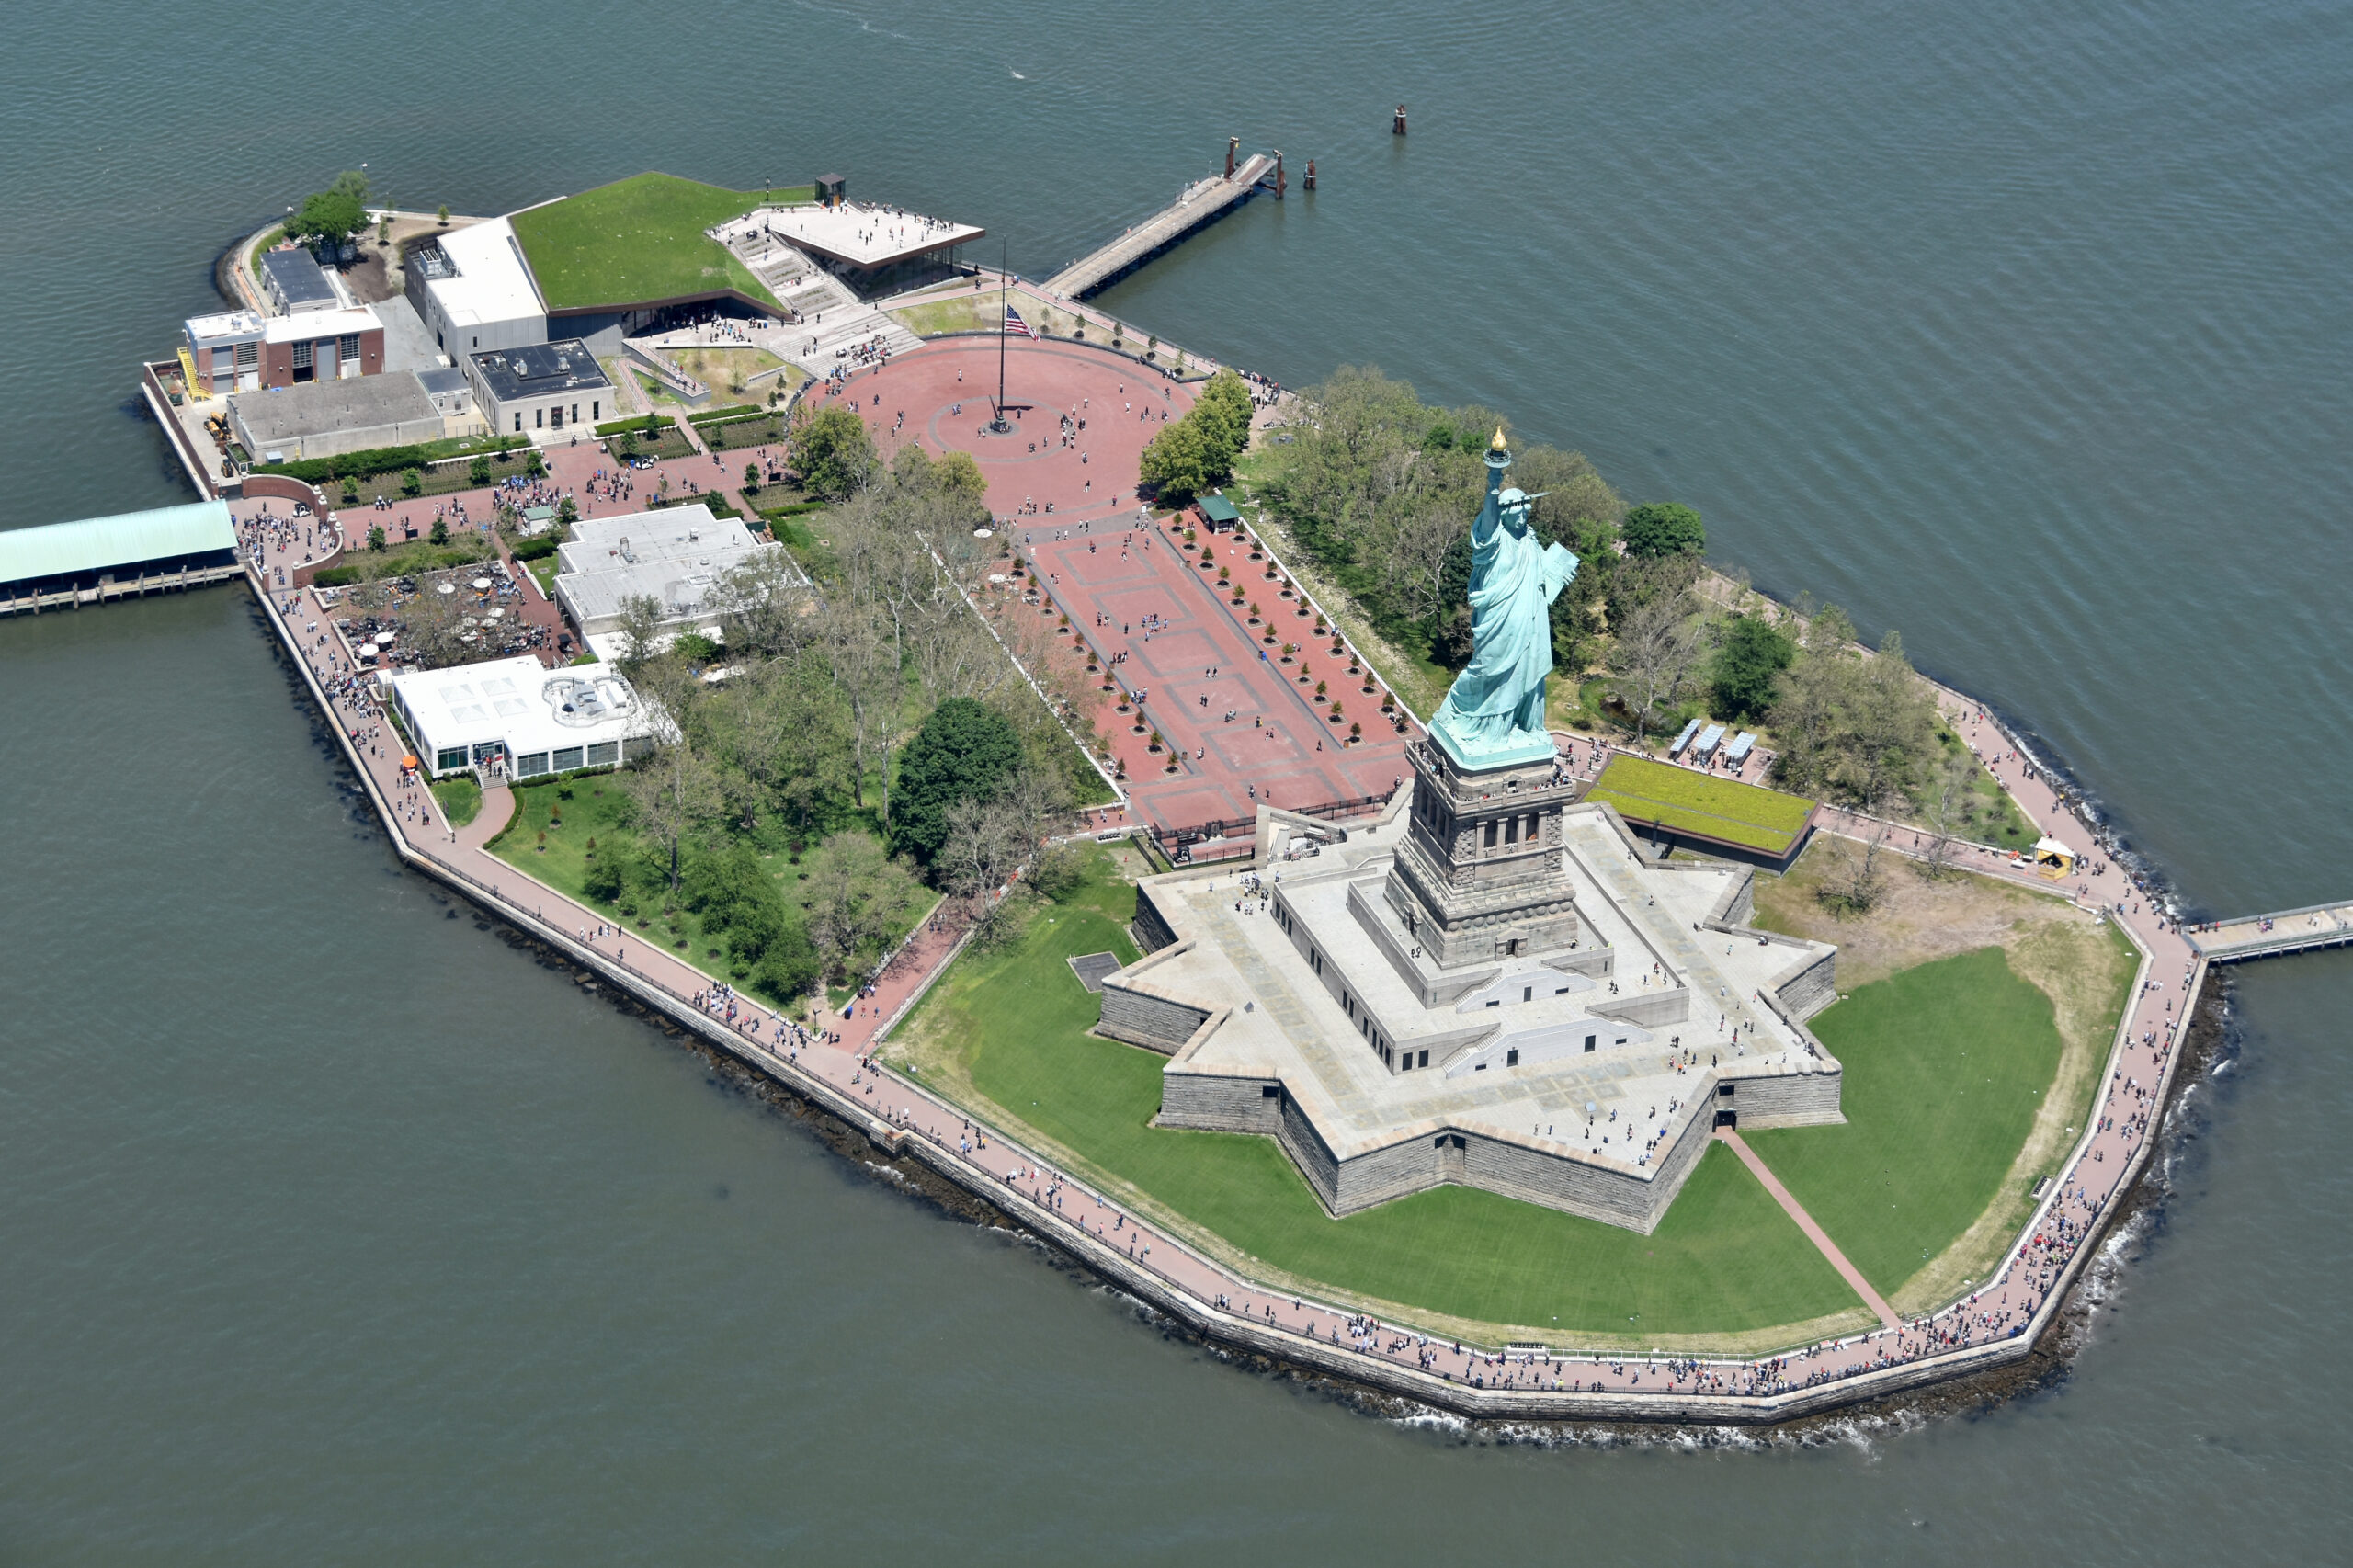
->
<box><xmin>1003</xmin><ymin>304</ymin><xmax>1037</xmax><ymax>338</ymax></box>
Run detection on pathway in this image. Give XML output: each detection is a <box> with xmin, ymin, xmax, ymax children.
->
<box><xmin>1718</xmin><ymin>1128</ymin><xmax>1901</xmax><ymax>1330</ymax></box>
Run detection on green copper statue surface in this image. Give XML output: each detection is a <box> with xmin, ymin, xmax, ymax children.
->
<box><xmin>1430</xmin><ymin>431</ymin><xmax>1579</xmax><ymax>767</ymax></box>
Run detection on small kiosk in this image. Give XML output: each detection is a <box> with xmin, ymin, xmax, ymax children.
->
<box><xmin>2030</xmin><ymin>836</ymin><xmax>2077</xmax><ymax>878</ymax></box>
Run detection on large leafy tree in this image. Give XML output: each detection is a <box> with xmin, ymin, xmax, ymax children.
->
<box><xmin>1710</xmin><ymin>612</ymin><xmax>1796</xmax><ymax>722</ymax></box>
<box><xmin>889</xmin><ymin>697</ymin><xmax>1022</xmax><ymax>864</ymax></box>
<box><xmin>288</xmin><ymin>170</ymin><xmax>371</xmax><ymax>247</ymax></box>
<box><xmin>789</xmin><ymin>403</ymin><xmax>877</xmax><ymax>499</ymax></box>
<box><xmin>1621</xmin><ymin>502</ymin><xmax>1706</xmax><ymax>559</ymax></box>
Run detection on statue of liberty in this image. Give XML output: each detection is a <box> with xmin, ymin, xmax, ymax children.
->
<box><xmin>1430</xmin><ymin>430</ymin><xmax>1579</xmax><ymax>767</ymax></box>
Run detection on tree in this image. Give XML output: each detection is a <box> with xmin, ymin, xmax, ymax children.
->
<box><xmin>399</xmin><ymin>468</ymin><xmax>422</xmax><ymax>498</ymax></box>
<box><xmin>1622</xmin><ymin>502</ymin><xmax>1705</xmax><ymax>559</ymax></box>
<box><xmin>1916</xmin><ymin>747</ymin><xmax>1974</xmax><ymax>881</ymax></box>
<box><xmin>890</xmin><ymin>697</ymin><xmax>1023</xmax><ymax>864</ymax></box>
<box><xmin>437</xmin><ymin>203</ymin><xmax>450</xmax><ymax>225</ymax></box>
<box><xmin>288</xmin><ymin>170</ymin><xmax>370</xmax><ymax>248</ymax></box>
<box><xmin>428</xmin><ymin>517</ymin><xmax>449</xmax><ymax>546</ymax></box>
<box><xmin>930</xmin><ymin>449</ymin><xmax>988</xmax><ymax>524</ymax></box>
<box><xmin>614</xmin><ymin>592</ymin><xmax>668</xmax><ymax>675</ymax></box>
<box><xmin>366</xmin><ymin>525</ymin><xmax>386</xmax><ymax>551</ymax></box>
<box><xmin>744</xmin><ymin>460</ymin><xmax>761</xmax><ymax>494</ymax></box>
<box><xmin>789</xmin><ymin>403</ymin><xmax>876</xmax><ymax>499</ymax></box>
<box><xmin>622</xmin><ymin>740</ymin><xmax>722</xmax><ymax>899</ymax></box>
<box><xmin>1138</xmin><ymin>415</ymin><xmax>1215</xmax><ymax>504</ymax></box>
<box><xmin>802</xmin><ymin>831</ymin><xmax>921</xmax><ymax>982</ymax></box>
<box><xmin>1711</xmin><ymin>613</ymin><xmax>1795</xmax><ymax>722</ymax></box>
<box><xmin>468</xmin><ymin>455</ymin><xmax>492</xmax><ymax>486</ymax></box>
<box><xmin>1605</xmin><ymin>569</ymin><xmax>1706</xmax><ymax>738</ymax></box>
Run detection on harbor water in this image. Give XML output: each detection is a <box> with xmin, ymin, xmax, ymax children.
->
<box><xmin>1</xmin><ymin>0</ymin><xmax>2347</xmax><ymax>1559</ymax></box>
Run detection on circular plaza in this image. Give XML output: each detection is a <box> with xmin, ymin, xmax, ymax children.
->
<box><xmin>815</xmin><ymin>337</ymin><xmax>1198</xmax><ymax>524</ymax></box>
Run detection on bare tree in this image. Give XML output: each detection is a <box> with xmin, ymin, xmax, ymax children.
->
<box><xmin>614</xmin><ymin>592</ymin><xmax>667</xmax><ymax>675</ymax></box>
<box><xmin>1915</xmin><ymin>751</ymin><xmax>1973</xmax><ymax>881</ymax></box>
<box><xmin>622</xmin><ymin>739</ymin><xmax>722</xmax><ymax>900</ymax></box>
<box><xmin>1605</xmin><ymin>582</ymin><xmax>1706</xmax><ymax>739</ymax></box>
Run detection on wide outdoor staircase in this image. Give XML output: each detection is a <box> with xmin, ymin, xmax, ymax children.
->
<box><xmin>716</xmin><ymin>217</ymin><xmax>919</xmax><ymax>373</ymax></box>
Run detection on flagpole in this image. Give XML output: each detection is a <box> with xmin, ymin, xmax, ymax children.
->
<box><xmin>989</xmin><ymin>240</ymin><xmax>1013</xmax><ymax>434</ymax></box>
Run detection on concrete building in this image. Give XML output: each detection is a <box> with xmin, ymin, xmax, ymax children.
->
<box><xmin>551</xmin><ymin>504</ymin><xmax>779</xmax><ymax>655</ymax></box>
<box><xmin>389</xmin><ymin>655</ymin><xmax>660</xmax><ymax>779</ymax></box>
<box><xmin>467</xmin><ymin>338</ymin><xmax>611</xmax><ymax>438</ymax></box>
<box><xmin>226</xmin><ymin>371</ymin><xmax>446</xmax><ymax>463</ymax></box>
<box><xmin>1097</xmin><ymin>738</ymin><xmax>1844</xmax><ymax>1234</ymax></box>
<box><xmin>259</xmin><ymin>245</ymin><xmax>343</xmax><ymax>314</ymax></box>
<box><xmin>184</xmin><ymin>310</ymin><xmax>266</xmax><ymax>394</ymax></box>
<box><xmin>415</xmin><ymin>365</ymin><xmax>485</xmax><ymax>436</ymax></box>
<box><xmin>408</xmin><ymin>217</ymin><xmax>549</xmax><ymax>358</ymax></box>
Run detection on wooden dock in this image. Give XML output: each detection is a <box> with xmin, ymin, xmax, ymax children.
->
<box><xmin>1045</xmin><ymin>153</ymin><xmax>1278</xmax><ymax>299</ymax></box>
<box><xmin>2186</xmin><ymin>900</ymin><xmax>2353</xmax><ymax>961</ymax></box>
<box><xmin>0</xmin><ymin>562</ymin><xmax>246</xmax><ymax>618</ymax></box>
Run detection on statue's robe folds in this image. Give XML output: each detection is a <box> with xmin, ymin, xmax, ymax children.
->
<box><xmin>1435</xmin><ymin>491</ymin><xmax>1578</xmax><ymax>755</ymax></box>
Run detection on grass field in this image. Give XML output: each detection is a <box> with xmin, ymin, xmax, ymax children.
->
<box><xmin>888</xmin><ymin>850</ymin><xmax>1867</xmax><ymax>1342</ymax></box>
<box><xmin>1745</xmin><ymin>945</ymin><xmax>2079</xmax><ymax>1300</ymax></box>
<box><xmin>508</xmin><ymin>173</ymin><xmax>806</xmax><ymax>312</ymax></box>
<box><xmin>484</xmin><ymin>777</ymin><xmax>906</xmax><ymax>1015</ymax></box>
<box><xmin>430</xmin><ymin>777</ymin><xmax>481</xmax><ymax>828</ymax></box>
<box><xmin>1585</xmin><ymin>756</ymin><xmax>1816</xmax><ymax>855</ymax></box>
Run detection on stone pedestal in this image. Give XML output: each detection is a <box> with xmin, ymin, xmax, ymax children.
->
<box><xmin>1383</xmin><ymin>738</ymin><xmax>1581</xmax><ymax>969</ymax></box>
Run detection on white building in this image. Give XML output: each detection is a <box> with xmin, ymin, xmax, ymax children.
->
<box><xmin>390</xmin><ymin>655</ymin><xmax>660</xmax><ymax>779</ymax></box>
<box><xmin>551</xmin><ymin>504</ymin><xmax>782</xmax><ymax>659</ymax></box>
<box><xmin>410</xmin><ymin>217</ymin><xmax>549</xmax><ymax>358</ymax></box>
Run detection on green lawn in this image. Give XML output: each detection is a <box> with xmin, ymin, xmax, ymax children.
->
<box><xmin>1586</xmin><ymin>756</ymin><xmax>1816</xmax><ymax>855</ymax></box>
<box><xmin>430</xmin><ymin>777</ymin><xmax>481</xmax><ymax>828</ymax></box>
<box><xmin>486</xmin><ymin>777</ymin><xmax>906</xmax><ymax>1014</ymax></box>
<box><xmin>892</xmin><ymin>851</ymin><xmax>1863</xmax><ymax>1338</ymax></box>
<box><xmin>1743</xmin><ymin>945</ymin><xmax>2067</xmax><ymax>1299</ymax></box>
<box><xmin>507</xmin><ymin>172</ymin><xmax>807</xmax><ymax>312</ymax></box>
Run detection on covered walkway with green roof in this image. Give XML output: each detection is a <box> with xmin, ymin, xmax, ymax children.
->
<box><xmin>1</xmin><ymin>500</ymin><xmax>242</xmax><ymax>613</ymax></box>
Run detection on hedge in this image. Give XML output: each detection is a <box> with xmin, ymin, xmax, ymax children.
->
<box><xmin>260</xmin><ymin>435</ymin><xmax>523</xmax><ymax>485</ymax></box>
<box><xmin>509</xmin><ymin>535</ymin><xmax>562</xmax><ymax>562</ymax></box>
<box><xmin>688</xmin><ymin>403</ymin><xmax>767</xmax><ymax>426</ymax></box>
<box><xmin>594</xmin><ymin>414</ymin><xmax>673</xmax><ymax>437</ymax></box>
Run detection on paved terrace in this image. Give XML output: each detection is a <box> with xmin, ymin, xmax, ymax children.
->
<box><xmin>229</xmin><ymin>482</ymin><xmax>2215</xmax><ymax>1417</ymax></box>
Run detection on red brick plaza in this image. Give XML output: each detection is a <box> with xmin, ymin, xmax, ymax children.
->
<box><xmin>841</xmin><ymin>338</ymin><xmax>1418</xmax><ymax>841</ymax></box>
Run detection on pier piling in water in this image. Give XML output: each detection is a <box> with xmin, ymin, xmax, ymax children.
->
<box><xmin>1392</xmin><ymin>103</ymin><xmax>1408</xmax><ymax>135</ymax></box>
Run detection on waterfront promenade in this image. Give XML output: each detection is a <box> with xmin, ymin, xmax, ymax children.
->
<box><xmin>233</xmin><ymin>487</ymin><xmax>2212</xmax><ymax>1418</ymax></box>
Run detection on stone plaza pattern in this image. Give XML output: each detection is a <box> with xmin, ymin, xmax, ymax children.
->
<box><xmin>1099</xmin><ymin>738</ymin><xmax>1844</xmax><ymax>1232</ymax></box>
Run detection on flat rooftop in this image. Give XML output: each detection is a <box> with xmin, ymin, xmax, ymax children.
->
<box><xmin>723</xmin><ymin>201</ymin><xmax>983</xmax><ymax>270</ymax></box>
<box><xmin>186</xmin><ymin>309</ymin><xmax>263</xmax><ymax>344</ymax></box>
<box><xmin>468</xmin><ymin>339</ymin><xmax>609</xmax><ymax>403</ymax></box>
<box><xmin>554</xmin><ymin>539</ymin><xmax>779</xmax><ymax>628</ymax></box>
<box><xmin>260</xmin><ymin>246</ymin><xmax>338</xmax><ymax>307</ymax></box>
<box><xmin>1584</xmin><ymin>756</ymin><xmax>1817</xmax><ymax>858</ymax></box>
<box><xmin>263</xmin><ymin>306</ymin><xmax>379</xmax><ymax>345</ymax></box>
<box><xmin>556</xmin><ymin>506</ymin><xmax>756</xmax><ymax>574</ymax></box>
<box><xmin>422</xmin><ymin>217</ymin><xmax>547</xmax><ymax>328</ymax></box>
<box><xmin>391</xmin><ymin>655</ymin><xmax>652</xmax><ymax>758</ymax></box>
<box><xmin>231</xmin><ymin>372</ymin><xmax>438</xmax><ymax>448</ymax></box>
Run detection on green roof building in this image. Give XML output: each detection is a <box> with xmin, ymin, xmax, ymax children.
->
<box><xmin>0</xmin><ymin>501</ymin><xmax>238</xmax><ymax>599</ymax></box>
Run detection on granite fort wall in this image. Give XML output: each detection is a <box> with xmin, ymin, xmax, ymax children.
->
<box><xmin>1155</xmin><ymin>1069</ymin><xmax>1279</xmax><ymax>1133</ymax></box>
<box><xmin>1724</xmin><ymin>1068</ymin><xmax>1844</xmax><ymax>1129</ymax></box>
<box><xmin>1097</xmin><ymin>977</ymin><xmax>1213</xmax><ymax>1053</ymax></box>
